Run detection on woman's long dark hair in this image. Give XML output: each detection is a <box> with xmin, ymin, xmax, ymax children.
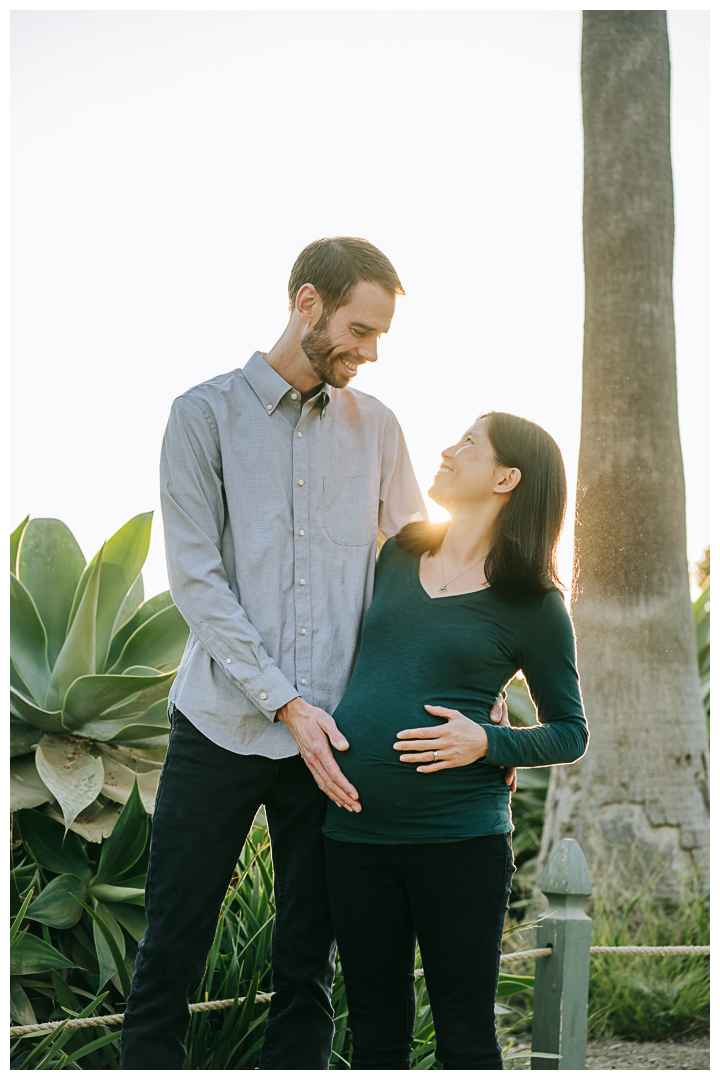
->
<box><xmin>396</xmin><ymin>412</ymin><xmax>568</xmax><ymax>599</ymax></box>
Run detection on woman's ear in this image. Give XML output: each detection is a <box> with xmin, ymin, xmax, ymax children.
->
<box><xmin>494</xmin><ymin>467</ymin><xmax>521</xmax><ymax>494</ymax></box>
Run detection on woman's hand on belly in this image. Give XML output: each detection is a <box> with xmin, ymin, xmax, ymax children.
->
<box><xmin>393</xmin><ymin>705</ymin><xmax>490</xmax><ymax>772</ymax></box>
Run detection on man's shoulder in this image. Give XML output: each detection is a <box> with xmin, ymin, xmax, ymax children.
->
<box><xmin>175</xmin><ymin>368</ymin><xmax>245</xmax><ymax>409</ymax></box>
<box><xmin>335</xmin><ymin>385</ymin><xmax>398</xmax><ymax>426</ymax></box>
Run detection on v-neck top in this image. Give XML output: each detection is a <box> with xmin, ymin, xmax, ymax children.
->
<box><xmin>323</xmin><ymin>537</ymin><xmax>588</xmax><ymax>844</ymax></box>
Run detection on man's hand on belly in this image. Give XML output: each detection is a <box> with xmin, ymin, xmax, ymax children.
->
<box><xmin>277</xmin><ymin>697</ymin><xmax>362</xmax><ymax>812</ymax></box>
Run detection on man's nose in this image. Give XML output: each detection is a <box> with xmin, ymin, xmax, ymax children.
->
<box><xmin>357</xmin><ymin>340</ymin><xmax>378</xmax><ymax>363</ymax></box>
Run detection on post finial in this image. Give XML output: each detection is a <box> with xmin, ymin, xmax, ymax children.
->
<box><xmin>541</xmin><ymin>837</ymin><xmax>592</xmax><ymax>898</ymax></box>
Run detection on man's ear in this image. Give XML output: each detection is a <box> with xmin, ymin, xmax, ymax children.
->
<box><xmin>295</xmin><ymin>283</ymin><xmax>323</xmax><ymax>327</ymax></box>
<box><xmin>494</xmin><ymin>467</ymin><xmax>521</xmax><ymax>494</ymax></box>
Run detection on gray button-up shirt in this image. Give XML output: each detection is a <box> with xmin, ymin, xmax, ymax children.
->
<box><xmin>161</xmin><ymin>351</ymin><xmax>427</xmax><ymax>758</ymax></box>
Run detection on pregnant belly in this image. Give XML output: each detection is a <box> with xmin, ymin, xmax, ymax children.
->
<box><xmin>333</xmin><ymin>710</ymin><xmax>506</xmax><ymax>835</ymax></box>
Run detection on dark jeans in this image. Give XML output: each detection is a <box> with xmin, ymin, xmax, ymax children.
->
<box><xmin>324</xmin><ymin>832</ymin><xmax>514</xmax><ymax>1070</ymax></box>
<box><xmin>119</xmin><ymin>709</ymin><xmax>336</xmax><ymax>1070</ymax></box>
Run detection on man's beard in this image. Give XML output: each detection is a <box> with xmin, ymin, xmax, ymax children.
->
<box><xmin>301</xmin><ymin>317</ymin><xmax>361</xmax><ymax>389</ymax></box>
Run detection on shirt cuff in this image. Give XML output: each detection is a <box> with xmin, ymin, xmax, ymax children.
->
<box><xmin>244</xmin><ymin>668</ymin><xmax>299</xmax><ymax>722</ymax></box>
<box><xmin>482</xmin><ymin>722</ymin><xmax>504</xmax><ymax>766</ymax></box>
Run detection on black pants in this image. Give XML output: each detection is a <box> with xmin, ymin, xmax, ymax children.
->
<box><xmin>119</xmin><ymin>709</ymin><xmax>336</xmax><ymax>1070</ymax></box>
<box><xmin>324</xmin><ymin>832</ymin><xmax>514</xmax><ymax>1070</ymax></box>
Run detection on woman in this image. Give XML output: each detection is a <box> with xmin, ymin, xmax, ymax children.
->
<box><xmin>322</xmin><ymin>411</ymin><xmax>589</xmax><ymax>1070</ymax></box>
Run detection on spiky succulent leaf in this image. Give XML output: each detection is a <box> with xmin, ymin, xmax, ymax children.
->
<box><xmin>10</xmin><ymin>516</ymin><xmax>29</xmax><ymax>575</ymax></box>
<box><xmin>92</xmin><ymin>884</ymin><xmax>145</xmax><ymax>905</ymax></box>
<box><xmin>26</xmin><ymin>874</ymin><xmax>90</xmax><ymax>929</ymax></box>
<box><xmin>61</xmin><ymin>668</ymin><xmax>174</xmax><ymax>728</ymax></box>
<box><xmin>93</xmin><ymin>778</ymin><xmax>148</xmax><ymax>884</ymax></box>
<box><xmin>83</xmin><ymin>900</ymin><xmax>128</xmax><ymax>993</ymax></box>
<box><xmin>105</xmin><ymin>901</ymin><xmax>147</xmax><ymax>941</ymax></box>
<box><xmin>10</xmin><ymin>656</ymin><xmax>33</xmax><ymax>700</ymax></box>
<box><xmin>10</xmin><ymin>573</ymin><xmax>51</xmax><ymax>705</ymax></box>
<box><xmin>10</xmin><ymin>755</ymin><xmax>54</xmax><ymax>811</ymax></box>
<box><xmin>10</xmin><ymin>718</ymin><xmax>38</xmax><ymax>756</ymax></box>
<box><xmin>45</xmin><ymin>799</ymin><xmax>120</xmax><ymax>843</ymax></box>
<box><xmin>92</xmin><ymin>512</ymin><xmax>154</xmax><ymax>671</ymax></box>
<box><xmin>17</xmin><ymin>519</ymin><xmax>86</xmax><ymax>669</ymax></box>
<box><xmin>10</xmin><ymin>687</ymin><xmax>65</xmax><ymax>733</ymax></box>
<box><xmin>16</xmin><ymin>808</ymin><xmax>90</xmax><ymax>876</ymax></box>
<box><xmin>106</xmin><ymin>589</ymin><xmax>173</xmax><ymax>669</ymax></box>
<box><xmin>109</xmin><ymin>604</ymin><xmax>188</xmax><ymax>674</ymax></box>
<box><xmin>35</xmin><ymin>735</ymin><xmax>105</xmax><ymax>832</ymax></box>
<box><xmin>10</xmin><ymin>977</ymin><xmax>36</xmax><ymax>1026</ymax></box>
<box><xmin>10</xmin><ymin>933</ymin><xmax>79</xmax><ymax>976</ymax></box>
<box><xmin>72</xmin><ymin>699</ymin><xmax>171</xmax><ymax>745</ymax></box>
<box><xmin>95</xmin><ymin>678</ymin><xmax>175</xmax><ymax>721</ymax></box>
<box><xmin>45</xmin><ymin>548</ymin><xmax>103</xmax><ymax>712</ymax></box>
<box><xmin>98</xmin><ymin>747</ymin><xmax>162</xmax><ymax>812</ymax></box>
<box><xmin>114</xmin><ymin>574</ymin><xmax>144</xmax><ymax>638</ymax></box>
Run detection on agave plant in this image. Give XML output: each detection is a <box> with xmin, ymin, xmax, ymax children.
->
<box><xmin>10</xmin><ymin>513</ymin><xmax>188</xmax><ymax>839</ymax></box>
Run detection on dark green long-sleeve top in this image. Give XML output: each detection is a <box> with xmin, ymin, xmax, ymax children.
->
<box><xmin>323</xmin><ymin>537</ymin><xmax>588</xmax><ymax>844</ymax></box>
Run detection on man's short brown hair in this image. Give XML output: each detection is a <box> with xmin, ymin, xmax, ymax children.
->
<box><xmin>288</xmin><ymin>237</ymin><xmax>404</xmax><ymax>315</ymax></box>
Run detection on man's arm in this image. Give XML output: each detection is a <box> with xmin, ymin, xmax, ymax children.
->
<box><xmin>160</xmin><ymin>394</ymin><xmax>298</xmax><ymax>716</ymax></box>
<box><xmin>161</xmin><ymin>394</ymin><xmax>360</xmax><ymax>810</ymax></box>
<box><xmin>377</xmin><ymin>412</ymin><xmax>428</xmax><ymax>536</ymax></box>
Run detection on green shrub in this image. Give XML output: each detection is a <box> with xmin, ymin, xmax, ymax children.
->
<box><xmin>10</xmin><ymin>513</ymin><xmax>188</xmax><ymax>839</ymax></box>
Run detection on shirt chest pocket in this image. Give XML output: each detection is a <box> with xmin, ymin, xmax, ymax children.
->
<box><xmin>323</xmin><ymin>476</ymin><xmax>377</xmax><ymax>546</ymax></box>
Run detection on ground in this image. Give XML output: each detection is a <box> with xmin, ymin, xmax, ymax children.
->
<box><xmin>502</xmin><ymin>1034</ymin><xmax>710</xmax><ymax>1070</ymax></box>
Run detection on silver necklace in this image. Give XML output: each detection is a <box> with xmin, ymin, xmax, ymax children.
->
<box><xmin>437</xmin><ymin>547</ymin><xmax>487</xmax><ymax>592</ymax></box>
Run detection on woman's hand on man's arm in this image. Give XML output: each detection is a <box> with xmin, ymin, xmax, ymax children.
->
<box><xmin>393</xmin><ymin>699</ymin><xmax>518</xmax><ymax>792</ymax></box>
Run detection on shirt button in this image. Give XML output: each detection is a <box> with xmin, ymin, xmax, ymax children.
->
<box><xmin>299</xmin><ymin>578</ymin><xmax>306</xmax><ymax>586</ymax></box>
<box><xmin>266</xmin><ymin>404</ymin><xmax>272</xmax><ymax>412</ymax></box>
<box><xmin>226</xmin><ymin>658</ymin><xmax>232</xmax><ymax>664</ymax></box>
<box><xmin>290</xmin><ymin>392</ymin><xmax>299</xmax><ymax>401</ymax></box>
<box><xmin>259</xmin><ymin>692</ymin><xmax>268</xmax><ymax>701</ymax></box>
<box><xmin>297</xmin><ymin>431</ymin><xmax>303</xmax><ymax>438</ymax></box>
<box><xmin>300</xmin><ymin>627</ymin><xmax>307</xmax><ymax>635</ymax></box>
<box><xmin>298</xmin><ymin>478</ymin><xmax>304</xmax><ymax>486</ymax></box>
<box><xmin>301</xmin><ymin>678</ymin><xmax>307</xmax><ymax>686</ymax></box>
<box><xmin>299</xmin><ymin>530</ymin><xmax>305</xmax><ymax>537</ymax></box>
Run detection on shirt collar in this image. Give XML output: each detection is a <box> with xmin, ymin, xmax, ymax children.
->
<box><xmin>242</xmin><ymin>352</ymin><xmax>331</xmax><ymax>415</ymax></box>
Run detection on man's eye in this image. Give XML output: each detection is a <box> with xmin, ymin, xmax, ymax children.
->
<box><xmin>351</xmin><ymin>328</ymin><xmax>364</xmax><ymax>337</ymax></box>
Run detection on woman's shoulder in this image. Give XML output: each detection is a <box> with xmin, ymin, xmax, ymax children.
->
<box><xmin>490</xmin><ymin>584</ymin><xmax>571</xmax><ymax>626</ymax></box>
<box><xmin>377</xmin><ymin>534</ymin><xmax>409</xmax><ymax>570</ymax></box>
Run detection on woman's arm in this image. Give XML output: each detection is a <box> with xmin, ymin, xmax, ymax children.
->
<box><xmin>394</xmin><ymin>590</ymin><xmax>589</xmax><ymax>772</ymax></box>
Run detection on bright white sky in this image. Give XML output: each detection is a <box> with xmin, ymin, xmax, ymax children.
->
<box><xmin>11</xmin><ymin>9</ymin><xmax>709</xmax><ymax>602</ymax></box>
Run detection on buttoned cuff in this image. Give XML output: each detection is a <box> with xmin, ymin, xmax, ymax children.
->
<box><xmin>244</xmin><ymin>668</ymin><xmax>299</xmax><ymax>723</ymax></box>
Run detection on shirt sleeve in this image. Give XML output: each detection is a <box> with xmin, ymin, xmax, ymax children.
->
<box><xmin>160</xmin><ymin>394</ymin><xmax>299</xmax><ymax>721</ymax></box>
<box><xmin>483</xmin><ymin>590</ymin><xmax>589</xmax><ymax>768</ymax></box>
<box><xmin>377</xmin><ymin>412</ymin><xmax>428</xmax><ymax>540</ymax></box>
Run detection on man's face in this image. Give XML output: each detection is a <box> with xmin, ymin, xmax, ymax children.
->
<box><xmin>300</xmin><ymin>280</ymin><xmax>396</xmax><ymax>389</ymax></box>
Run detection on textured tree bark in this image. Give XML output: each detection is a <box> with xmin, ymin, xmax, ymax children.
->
<box><xmin>537</xmin><ymin>11</ymin><xmax>709</xmax><ymax>901</ymax></box>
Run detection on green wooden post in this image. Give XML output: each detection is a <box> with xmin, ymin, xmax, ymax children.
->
<box><xmin>531</xmin><ymin>838</ymin><xmax>592</xmax><ymax>1070</ymax></box>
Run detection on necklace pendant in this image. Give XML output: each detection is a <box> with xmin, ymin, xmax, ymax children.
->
<box><xmin>438</xmin><ymin>583</ymin><xmax>448</xmax><ymax>592</ymax></box>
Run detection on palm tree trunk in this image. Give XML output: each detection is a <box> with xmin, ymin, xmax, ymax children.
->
<box><xmin>538</xmin><ymin>11</ymin><xmax>709</xmax><ymax>900</ymax></box>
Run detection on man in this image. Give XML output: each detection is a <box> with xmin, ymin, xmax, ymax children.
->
<box><xmin>119</xmin><ymin>237</ymin><xmax>509</xmax><ymax>1070</ymax></box>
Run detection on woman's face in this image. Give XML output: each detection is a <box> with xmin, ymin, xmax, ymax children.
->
<box><xmin>428</xmin><ymin>419</ymin><xmax>518</xmax><ymax>511</ymax></box>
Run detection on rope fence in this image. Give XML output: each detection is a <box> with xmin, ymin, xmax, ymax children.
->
<box><xmin>9</xmin><ymin>943</ymin><xmax>709</xmax><ymax>1038</ymax></box>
